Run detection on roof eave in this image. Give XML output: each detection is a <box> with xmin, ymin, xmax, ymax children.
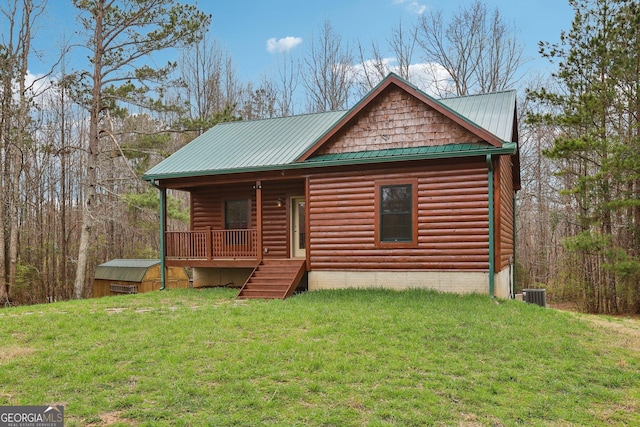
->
<box><xmin>301</xmin><ymin>143</ymin><xmax>517</xmax><ymax>168</ymax></box>
<box><xmin>143</xmin><ymin>143</ymin><xmax>517</xmax><ymax>184</ymax></box>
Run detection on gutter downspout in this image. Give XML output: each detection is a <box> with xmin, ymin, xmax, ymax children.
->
<box><xmin>486</xmin><ymin>155</ymin><xmax>495</xmax><ymax>298</ymax></box>
<box><xmin>512</xmin><ymin>193</ymin><xmax>517</xmax><ymax>299</ymax></box>
<box><xmin>150</xmin><ymin>180</ymin><xmax>167</xmax><ymax>291</ymax></box>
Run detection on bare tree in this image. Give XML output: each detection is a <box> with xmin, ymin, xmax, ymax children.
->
<box><xmin>515</xmin><ymin>75</ymin><xmax>567</xmax><ymax>291</ymax></box>
<box><xmin>355</xmin><ymin>18</ymin><xmax>418</xmax><ymax>95</ymax></box>
<box><xmin>303</xmin><ymin>20</ymin><xmax>354</xmax><ymax>112</ymax></box>
<box><xmin>389</xmin><ymin>19</ymin><xmax>418</xmax><ymax>81</ymax></box>
<box><xmin>0</xmin><ymin>2</ymin><xmax>17</xmax><ymax>304</ymax></box>
<box><xmin>178</xmin><ymin>33</ymin><xmax>241</xmax><ymax>131</ymax></box>
<box><xmin>416</xmin><ymin>0</ymin><xmax>525</xmax><ymax>96</ymax></box>
<box><xmin>0</xmin><ymin>0</ymin><xmax>46</xmax><ymax>304</ymax></box>
<box><xmin>355</xmin><ymin>41</ymin><xmax>388</xmax><ymax>96</ymax></box>
<box><xmin>239</xmin><ymin>77</ymin><xmax>278</xmax><ymax>120</ymax></box>
<box><xmin>275</xmin><ymin>51</ymin><xmax>299</xmax><ymax>116</ymax></box>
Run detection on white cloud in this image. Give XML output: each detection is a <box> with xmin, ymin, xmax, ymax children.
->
<box><xmin>393</xmin><ymin>0</ymin><xmax>427</xmax><ymax>14</ymax></box>
<box><xmin>410</xmin><ymin>2</ymin><xmax>427</xmax><ymax>14</ymax></box>
<box><xmin>266</xmin><ymin>36</ymin><xmax>303</xmax><ymax>54</ymax></box>
<box><xmin>351</xmin><ymin>58</ymin><xmax>456</xmax><ymax>98</ymax></box>
<box><xmin>352</xmin><ymin>57</ymin><xmax>396</xmax><ymax>76</ymax></box>
<box><xmin>411</xmin><ymin>62</ymin><xmax>455</xmax><ymax>97</ymax></box>
<box><xmin>25</xmin><ymin>71</ymin><xmax>50</xmax><ymax>97</ymax></box>
<box><xmin>11</xmin><ymin>71</ymin><xmax>52</xmax><ymax>104</ymax></box>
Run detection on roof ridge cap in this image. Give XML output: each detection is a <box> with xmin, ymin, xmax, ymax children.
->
<box><xmin>439</xmin><ymin>89</ymin><xmax>516</xmax><ymax>101</ymax></box>
<box><xmin>218</xmin><ymin>109</ymin><xmax>348</xmax><ymax>126</ymax></box>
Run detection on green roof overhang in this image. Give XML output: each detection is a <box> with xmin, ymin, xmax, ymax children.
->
<box><xmin>142</xmin><ymin>142</ymin><xmax>517</xmax><ymax>183</ymax></box>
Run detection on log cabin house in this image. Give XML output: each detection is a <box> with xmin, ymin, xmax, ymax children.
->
<box><xmin>142</xmin><ymin>73</ymin><xmax>520</xmax><ymax>299</ymax></box>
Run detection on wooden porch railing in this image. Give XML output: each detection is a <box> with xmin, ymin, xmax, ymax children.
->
<box><xmin>165</xmin><ymin>229</ymin><xmax>258</xmax><ymax>260</ymax></box>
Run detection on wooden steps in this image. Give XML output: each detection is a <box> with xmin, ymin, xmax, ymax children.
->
<box><xmin>237</xmin><ymin>259</ymin><xmax>306</xmax><ymax>299</ymax></box>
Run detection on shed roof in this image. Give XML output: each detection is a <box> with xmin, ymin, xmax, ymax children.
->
<box><xmin>94</xmin><ymin>259</ymin><xmax>160</xmax><ymax>283</ymax></box>
<box><xmin>143</xmin><ymin>74</ymin><xmax>517</xmax><ymax>182</ymax></box>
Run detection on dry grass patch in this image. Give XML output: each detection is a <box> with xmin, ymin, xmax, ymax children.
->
<box><xmin>579</xmin><ymin>314</ymin><xmax>640</xmax><ymax>352</ymax></box>
<box><xmin>84</xmin><ymin>410</ymin><xmax>137</xmax><ymax>426</ymax></box>
<box><xmin>0</xmin><ymin>346</ymin><xmax>36</xmax><ymax>362</ymax></box>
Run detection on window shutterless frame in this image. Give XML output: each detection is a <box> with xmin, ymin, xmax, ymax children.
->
<box><xmin>374</xmin><ymin>178</ymin><xmax>418</xmax><ymax>248</ymax></box>
<box><xmin>224</xmin><ymin>199</ymin><xmax>250</xmax><ymax>230</ymax></box>
<box><xmin>224</xmin><ymin>199</ymin><xmax>251</xmax><ymax>246</ymax></box>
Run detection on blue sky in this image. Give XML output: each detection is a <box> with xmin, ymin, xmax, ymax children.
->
<box><xmin>205</xmin><ymin>0</ymin><xmax>574</xmax><ymax>81</ymax></box>
<box><xmin>33</xmin><ymin>0</ymin><xmax>575</xmax><ymax>93</ymax></box>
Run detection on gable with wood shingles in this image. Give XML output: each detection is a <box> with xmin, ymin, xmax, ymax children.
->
<box><xmin>315</xmin><ymin>87</ymin><xmax>484</xmax><ymax>156</ymax></box>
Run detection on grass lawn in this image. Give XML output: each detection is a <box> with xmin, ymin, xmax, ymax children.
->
<box><xmin>0</xmin><ymin>288</ymin><xmax>639</xmax><ymax>426</ymax></box>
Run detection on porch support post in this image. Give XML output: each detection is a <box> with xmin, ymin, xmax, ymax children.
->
<box><xmin>255</xmin><ymin>180</ymin><xmax>263</xmax><ymax>261</ymax></box>
<box><xmin>150</xmin><ymin>181</ymin><xmax>167</xmax><ymax>291</ymax></box>
<box><xmin>486</xmin><ymin>155</ymin><xmax>495</xmax><ymax>298</ymax></box>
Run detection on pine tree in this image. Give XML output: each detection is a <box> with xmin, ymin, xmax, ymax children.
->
<box><xmin>528</xmin><ymin>0</ymin><xmax>640</xmax><ymax>313</ymax></box>
<box><xmin>71</xmin><ymin>0</ymin><xmax>211</xmax><ymax>298</ymax></box>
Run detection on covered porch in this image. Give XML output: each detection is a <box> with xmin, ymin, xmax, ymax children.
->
<box><xmin>159</xmin><ymin>178</ymin><xmax>308</xmax><ymax>269</ymax></box>
<box><xmin>156</xmin><ymin>178</ymin><xmax>309</xmax><ymax>298</ymax></box>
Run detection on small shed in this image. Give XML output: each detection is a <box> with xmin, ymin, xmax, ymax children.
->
<box><xmin>93</xmin><ymin>259</ymin><xmax>189</xmax><ymax>297</ymax></box>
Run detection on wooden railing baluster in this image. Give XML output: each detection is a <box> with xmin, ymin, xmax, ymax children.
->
<box><xmin>165</xmin><ymin>229</ymin><xmax>258</xmax><ymax>260</ymax></box>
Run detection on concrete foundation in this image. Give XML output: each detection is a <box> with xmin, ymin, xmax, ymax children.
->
<box><xmin>494</xmin><ymin>266</ymin><xmax>515</xmax><ymax>299</ymax></box>
<box><xmin>308</xmin><ymin>270</ymin><xmax>489</xmax><ymax>294</ymax></box>
<box><xmin>309</xmin><ymin>267</ymin><xmax>514</xmax><ymax>298</ymax></box>
<box><xmin>193</xmin><ymin>265</ymin><xmax>515</xmax><ymax>298</ymax></box>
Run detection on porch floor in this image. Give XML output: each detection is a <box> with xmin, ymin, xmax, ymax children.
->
<box><xmin>166</xmin><ymin>259</ymin><xmax>260</xmax><ymax>269</ymax></box>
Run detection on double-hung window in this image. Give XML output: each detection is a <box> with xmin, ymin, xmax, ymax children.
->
<box><xmin>375</xmin><ymin>180</ymin><xmax>417</xmax><ymax>248</ymax></box>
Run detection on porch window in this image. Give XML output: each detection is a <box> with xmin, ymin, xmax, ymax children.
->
<box><xmin>375</xmin><ymin>179</ymin><xmax>418</xmax><ymax>247</ymax></box>
<box><xmin>225</xmin><ymin>199</ymin><xmax>250</xmax><ymax>229</ymax></box>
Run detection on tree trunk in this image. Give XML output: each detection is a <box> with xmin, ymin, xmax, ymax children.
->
<box><xmin>73</xmin><ymin>2</ymin><xmax>104</xmax><ymax>299</ymax></box>
<box><xmin>60</xmin><ymin>84</ymin><xmax>68</xmax><ymax>300</ymax></box>
<box><xmin>0</xmin><ymin>102</ymin><xmax>8</xmax><ymax>305</ymax></box>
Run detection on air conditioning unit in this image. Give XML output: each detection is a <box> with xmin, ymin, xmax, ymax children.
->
<box><xmin>522</xmin><ymin>288</ymin><xmax>546</xmax><ymax>307</ymax></box>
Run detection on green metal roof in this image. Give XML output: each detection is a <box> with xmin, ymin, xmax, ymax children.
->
<box><xmin>440</xmin><ymin>91</ymin><xmax>516</xmax><ymax>142</ymax></box>
<box><xmin>94</xmin><ymin>259</ymin><xmax>160</xmax><ymax>282</ymax></box>
<box><xmin>143</xmin><ymin>111</ymin><xmax>346</xmax><ymax>180</ymax></box>
<box><xmin>306</xmin><ymin>143</ymin><xmax>516</xmax><ymax>164</ymax></box>
<box><xmin>142</xmin><ymin>75</ymin><xmax>517</xmax><ymax>182</ymax></box>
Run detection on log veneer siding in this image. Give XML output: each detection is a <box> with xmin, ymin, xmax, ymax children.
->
<box><xmin>191</xmin><ymin>185</ymin><xmax>256</xmax><ymax>231</ymax></box>
<box><xmin>186</xmin><ymin>159</ymin><xmax>510</xmax><ymax>273</ymax></box>
<box><xmin>261</xmin><ymin>180</ymin><xmax>305</xmax><ymax>258</ymax></box>
<box><xmin>308</xmin><ymin>160</ymin><xmax>490</xmax><ymax>271</ymax></box>
<box><xmin>498</xmin><ymin>154</ymin><xmax>515</xmax><ymax>270</ymax></box>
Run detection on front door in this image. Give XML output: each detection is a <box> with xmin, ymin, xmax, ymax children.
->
<box><xmin>291</xmin><ymin>196</ymin><xmax>306</xmax><ymax>258</ymax></box>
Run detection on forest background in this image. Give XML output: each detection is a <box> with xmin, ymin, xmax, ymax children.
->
<box><xmin>1</xmin><ymin>0</ymin><xmax>639</xmax><ymax>314</ymax></box>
